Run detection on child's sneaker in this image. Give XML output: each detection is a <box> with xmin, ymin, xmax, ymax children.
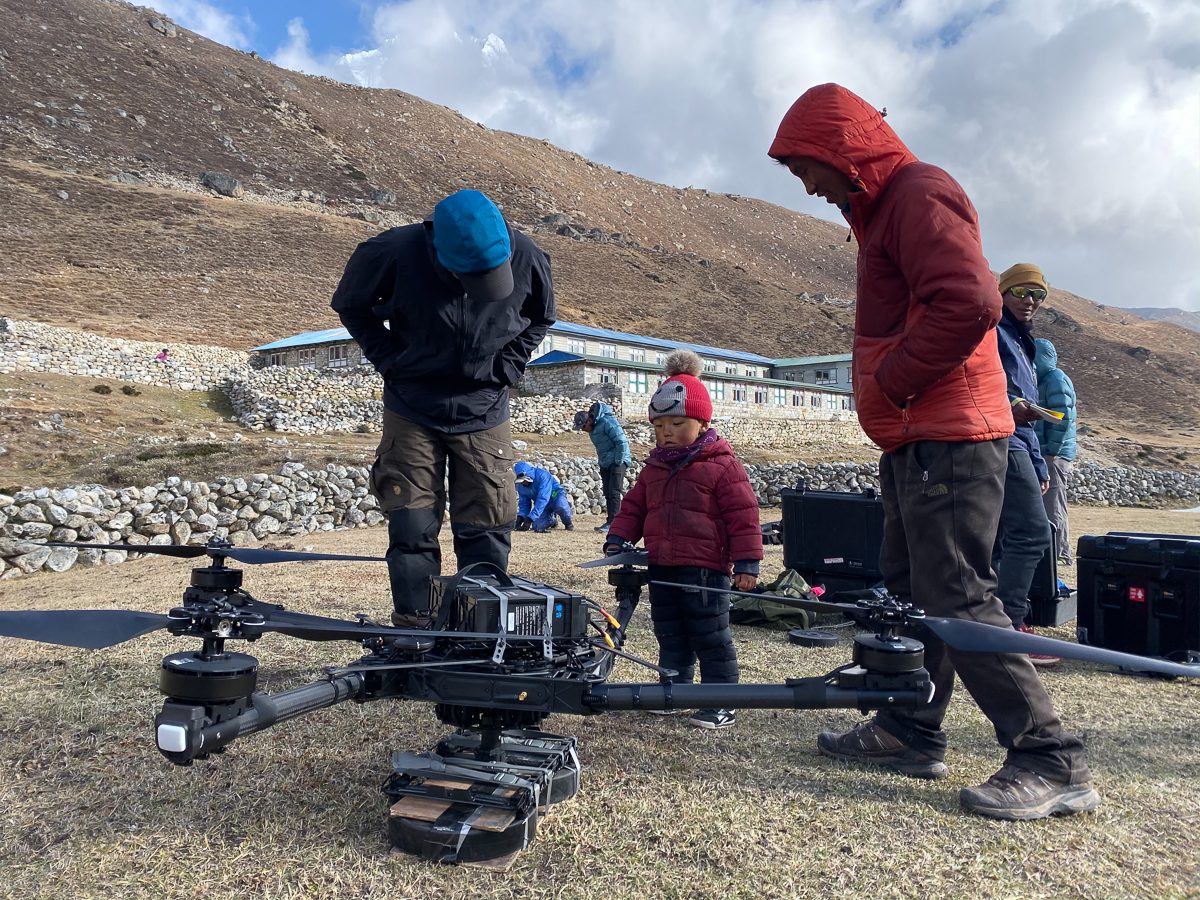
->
<box><xmin>688</xmin><ymin>709</ymin><xmax>736</xmax><ymax>729</ymax></box>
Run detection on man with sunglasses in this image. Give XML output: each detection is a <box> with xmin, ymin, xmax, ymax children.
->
<box><xmin>769</xmin><ymin>84</ymin><xmax>1098</xmax><ymax>821</ymax></box>
<box><xmin>332</xmin><ymin>189</ymin><xmax>556</xmax><ymax>628</ymax></box>
<box><xmin>994</xmin><ymin>264</ymin><xmax>1056</xmax><ymax>661</ymax></box>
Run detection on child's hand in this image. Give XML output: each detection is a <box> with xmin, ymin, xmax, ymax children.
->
<box><xmin>733</xmin><ymin>573</ymin><xmax>757</xmax><ymax>593</ymax></box>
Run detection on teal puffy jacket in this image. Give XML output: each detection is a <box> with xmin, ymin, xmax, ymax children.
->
<box><xmin>588</xmin><ymin>402</ymin><xmax>631</xmax><ymax>468</ymax></box>
<box><xmin>1033</xmin><ymin>339</ymin><xmax>1077</xmax><ymax>460</ymax></box>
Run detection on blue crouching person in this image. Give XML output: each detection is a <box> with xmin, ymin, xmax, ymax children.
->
<box><xmin>514</xmin><ymin>461</ymin><xmax>574</xmax><ymax>533</ymax></box>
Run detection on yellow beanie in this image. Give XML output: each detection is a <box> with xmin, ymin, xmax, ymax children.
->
<box><xmin>998</xmin><ymin>262</ymin><xmax>1048</xmax><ymax>296</ymax></box>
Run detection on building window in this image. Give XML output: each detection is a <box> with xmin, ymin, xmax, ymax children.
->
<box><xmin>845</xmin><ymin>367</ymin><xmax>853</xmax><ymax>385</ymax></box>
<box><xmin>725</xmin><ymin>363</ymin><xmax>737</xmax><ymax>375</ymax></box>
<box><xmin>826</xmin><ymin>395</ymin><xmax>838</xmax><ymax>410</ymax></box>
<box><xmin>733</xmin><ymin>384</ymin><xmax>748</xmax><ymax>403</ymax></box>
<box><xmin>297</xmin><ymin>348</ymin><xmax>317</xmax><ymax>368</ymax></box>
<box><xmin>655</xmin><ymin>352</ymin><xmax>667</xmax><ymax>366</ymax></box>
<box><xmin>702</xmin><ymin>357</ymin><xmax>717</xmax><ymax>373</ymax></box>
<box><xmin>704</xmin><ymin>379</ymin><xmax>726</xmax><ymax>402</ymax></box>
<box><xmin>746</xmin><ymin>367</ymin><xmax>758</xmax><ymax>378</ymax></box>
<box><xmin>842</xmin><ymin>397</ymin><xmax>854</xmax><ymax>410</ymax></box>
<box><xmin>754</xmin><ymin>387</ymin><xmax>768</xmax><ymax>404</ymax></box>
<box><xmin>627</xmin><ymin>370</ymin><xmax>648</xmax><ymax>394</ymax></box>
<box><xmin>328</xmin><ymin>344</ymin><xmax>350</xmax><ymax>368</ymax></box>
<box><xmin>600</xmin><ymin>343</ymin><xmax>617</xmax><ymax>359</ymax></box>
<box><xmin>535</xmin><ymin>336</ymin><xmax>554</xmax><ymax>357</ymax></box>
<box><xmin>774</xmin><ymin>387</ymin><xmax>786</xmax><ymax>405</ymax></box>
<box><xmin>810</xmin><ymin>394</ymin><xmax>821</xmax><ymax>407</ymax></box>
<box><xmin>815</xmin><ymin>369</ymin><xmax>836</xmax><ymax>385</ymax></box>
<box><xmin>629</xmin><ymin>348</ymin><xmax>646</xmax><ymax>363</ymax></box>
<box><xmin>792</xmin><ymin>392</ymin><xmax>803</xmax><ymax>407</ymax></box>
<box><xmin>268</xmin><ymin>352</ymin><xmax>284</xmax><ymax>367</ymax></box>
<box><xmin>568</xmin><ymin>339</ymin><xmax>586</xmax><ymax>354</ymax></box>
<box><xmin>598</xmin><ymin>366</ymin><xmax>619</xmax><ymax>384</ymax></box>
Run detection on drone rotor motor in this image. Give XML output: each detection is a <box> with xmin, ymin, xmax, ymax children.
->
<box><xmin>851</xmin><ymin>633</ymin><xmax>925</xmax><ymax>673</ymax></box>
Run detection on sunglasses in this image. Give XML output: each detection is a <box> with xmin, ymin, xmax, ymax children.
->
<box><xmin>1008</xmin><ymin>286</ymin><xmax>1048</xmax><ymax>302</ymax></box>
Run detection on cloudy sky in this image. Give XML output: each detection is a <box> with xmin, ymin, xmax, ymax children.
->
<box><xmin>156</xmin><ymin>0</ymin><xmax>1200</xmax><ymax>312</ymax></box>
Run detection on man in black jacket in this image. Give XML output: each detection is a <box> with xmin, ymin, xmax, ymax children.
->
<box><xmin>331</xmin><ymin>189</ymin><xmax>555</xmax><ymax>626</ymax></box>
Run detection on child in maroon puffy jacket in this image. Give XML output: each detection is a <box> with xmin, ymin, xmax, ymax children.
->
<box><xmin>603</xmin><ymin>350</ymin><xmax>762</xmax><ymax>729</ymax></box>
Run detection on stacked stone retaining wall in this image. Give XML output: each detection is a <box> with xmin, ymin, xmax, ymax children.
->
<box><xmin>2</xmin><ymin>459</ymin><xmax>1196</xmax><ymax>579</ymax></box>
<box><xmin>0</xmin><ymin>317</ymin><xmax>247</xmax><ymax>389</ymax></box>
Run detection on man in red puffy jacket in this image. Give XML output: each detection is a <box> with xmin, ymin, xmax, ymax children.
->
<box><xmin>769</xmin><ymin>83</ymin><xmax>1098</xmax><ymax>820</ymax></box>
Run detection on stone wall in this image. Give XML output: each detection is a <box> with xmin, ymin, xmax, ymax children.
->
<box><xmin>0</xmin><ymin>317</ymin><xmax>247</xmax><ymax>389</ymax></box>
<box><xmin>3</xmin><ymin>457</ymin><xmax>1197</xmax><ymax>579</ymax></box>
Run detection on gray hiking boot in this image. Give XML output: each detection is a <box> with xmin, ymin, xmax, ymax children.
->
<box><xmin>959</xmin><ymin>764</ymin><xmax>1101</xmax><ymax>820</ymax></box>
<box><xmin>817</xmin><ymin>719</ymin><xmax>948</xmax><ymax>780</ymax></box>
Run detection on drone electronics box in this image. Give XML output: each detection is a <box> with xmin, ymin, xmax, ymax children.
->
<box><xmin>1076</xmin><ymin>532</ymin><xmax>1200</xmax><ymax>660</ymax></box>
<box><xmin>450</xmin><ymin>575</ymin><xmax>586</xmax><ymax>638</ymax></box>
<box><xmin>781</xmin><ymin>483</ymin><xmax>885</xmax><ymax>595</ymax></box>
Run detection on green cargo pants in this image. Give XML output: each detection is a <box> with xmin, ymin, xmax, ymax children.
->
<box><xmin>371</xmin><ymin>409</ymin><xmax>517</xmax><ymax>618</ymax></box>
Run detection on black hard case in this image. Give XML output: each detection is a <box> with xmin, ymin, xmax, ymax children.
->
<box><xmin>1076</xmin><ymin>532</ymin><xmax>1200</xmax><ymax>659</ymax></box>
<box><xmin>781</xmin><ymin>484</ymin><xmax>885</xmax><ymax>595</ymax></box>
<box><xmin>1026</xmin><ymin>523</ymin><xmax>1075</xmax><ymax>627</ymax></box>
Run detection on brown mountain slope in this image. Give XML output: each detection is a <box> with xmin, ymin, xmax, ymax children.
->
<box><xmin>1</xmin><ymin>0</ymin><xmax>1197</xmax><ymax>448</ymax></box>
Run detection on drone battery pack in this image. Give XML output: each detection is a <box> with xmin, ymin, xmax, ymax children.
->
<box><xmin>450</xmin><ymin>575</ymin><xmax>586</xmax><ymax>639</ymax></box>
<box><xmin>1077</xmin><ymin>532</ymin><xmax>1200</xmax><ymax>660</ymax></box>
<box><xmin>781</xmin><ymin>484</ymin><xmax>885</xmax><ymax>594</ymax></box>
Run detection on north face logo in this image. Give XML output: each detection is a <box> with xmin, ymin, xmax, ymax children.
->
<box><xmin>924</xmin><ymin>483</ymin><xmax>949</xmax><ymax>497</ymax></box>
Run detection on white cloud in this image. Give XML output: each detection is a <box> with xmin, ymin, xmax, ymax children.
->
<box><xmin>152</xmin><ymin>0</ymin><xmax>255</xmax><ymax>50</ymax></box>
<box><xmin>267</xmin><ymin>0</ymin><xmax>1199</xmax><ymax>310</ymax></box>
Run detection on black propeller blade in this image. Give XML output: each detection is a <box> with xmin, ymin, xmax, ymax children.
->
<box><xmin>578</xmin><ymin>550</ymin><xmax>649</xmax><ymax>568</ymax></box>
<box><xmin>922</xmin><ymin>617</ymin><xmax>1200</xmax><ymax>679</ymax></box>
<box><xmin>0</xmin><ymin>610</ymin><xmax>173</xmax><ymax>649</ymax></box>
<box><xmin>655</xmin><ymin>581</ymin><xmax>1200</xmax><ymax>679</ymax></box>
<box><xmin>43</xmin><ymin>541</ymin><xmax>386</xmax><ymax>565</ymax></box>
<box><xmin>650</xmin><ymin>579</ymin><xmax>863</xmax><ymax>620</ymax></box>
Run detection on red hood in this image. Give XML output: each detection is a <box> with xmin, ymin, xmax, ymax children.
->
<box><xmin>768</xmin><ymin>83</ymin><xmax>918</xmax><ymax>215</ymax></box>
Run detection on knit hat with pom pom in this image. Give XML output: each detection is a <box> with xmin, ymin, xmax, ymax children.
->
<box><xmin>648</xmin><ymin>350</ymin><xmax>713</xmax><ymax>422</ymax></box>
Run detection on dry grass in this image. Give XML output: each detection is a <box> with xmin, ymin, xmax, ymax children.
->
<box><xmin>2</xmin><ymin>506</ymin><xmax>1199</xmax><ymax>899</ymax></box>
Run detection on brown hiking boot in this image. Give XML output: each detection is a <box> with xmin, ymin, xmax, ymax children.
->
<box><xmin>959</xmin><ymin>764</ymin><xmax>1101</xmax><ymax>820</ymax></box>
<box><xmin>390</xmin><ymin>611</ymin><xmax>432</xmax><ymax>630</ymax></box>
<box><xmin>817</xmin><ymin>719</ymin><xmax>948</xmax><ymax>780</ymax></box>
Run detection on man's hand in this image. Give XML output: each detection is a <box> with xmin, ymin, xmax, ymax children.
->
<box><xmin>515</xmin><ymin>516</ymin><xmax>531</xmax><ymax>531</ymax></box>
<box><xmin>1040</xmin><ymin>480</ymin><xmax>1050</xmax><ymax>496</ymax></box>
<box><xmin>604</xmin><ymin>542</ymin><xmax>622</xmax><ymax>556</ymax></box>
<box><xmin>733</xmin><ymin>573</ymin><xmax>757</xmax><ymax>593</ymax></box>
<box><xmin>1011</xmin><ymin>400</ymin><xmax>1041</xmax><ymax>425</ymax></box>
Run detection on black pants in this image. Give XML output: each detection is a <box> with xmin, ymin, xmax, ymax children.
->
<box><xmin>993</xmin><ymin>450</ymin><xmax>1053</xmax><ymax>627</ymax></box>
<box><xmin>646</xmin><ymin>565</ymin><xmax>739</xmax><ymax>685</ymax></box>
<box><xmin>872</xmin><ymin>438</ymin><xmax>1091</xmax><ymax>785</ymax></box>
<box><xmin>371</xmin><ymin>410</ymin><xmax>516</xmax><ymax>617</ymax></box>
<box><xmin>599</xmin><ymin>463</ymin><xmax>627</xmax><ymax>524</ymax></box>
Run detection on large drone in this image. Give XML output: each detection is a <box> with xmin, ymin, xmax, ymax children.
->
<box><xmin>0</xmin><ymin>540</ymin><xmax>1195</xmax><ymax>864</ymax></box>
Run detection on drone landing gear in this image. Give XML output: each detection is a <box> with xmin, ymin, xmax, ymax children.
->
<box><xmin>383</xmin><ymin>726</ymin><xmax>581</xmax><ymax>867</ymax></box>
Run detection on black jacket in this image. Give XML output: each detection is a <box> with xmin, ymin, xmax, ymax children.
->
<box><xmin>331</xmin><ymin>221</ymin><xmax>555</xmax><ymax>432</ymax></box>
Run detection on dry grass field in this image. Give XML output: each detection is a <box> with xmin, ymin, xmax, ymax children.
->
<box><xmin>1</xmin><ymin>505</ymin><xmax>1198</xmax><ymax>900</ymax></box>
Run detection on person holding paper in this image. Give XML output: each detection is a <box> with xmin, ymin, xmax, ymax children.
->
<box><xmin>993</xmin><ymin>263</ymin><xmax>1056</xmax><ymax>659</ymax></box>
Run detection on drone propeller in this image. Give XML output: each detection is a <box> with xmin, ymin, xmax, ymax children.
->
<box><xmin>651</xmin><ymin>580</ymin><xmax>1200</xmax><ymax>680</ymax></box>
<box><xmin>42</xmin><ymin>541</ymin><xmax>387</xmax><ymax>565</ymax></box>
<box><xmin>0</xmin><ymin>602</ymin><xmax>595</xmax><ymax>651</ymax></box>
<box><xmin>921</xmin><ymin>616</ymin><xmax>1200</xmax><ymax>679</ymax></box>
<box><xmin>577</xmin><ymin>550</ymin><xmax>649</xmax><ymax>568</ymax></box>
<box><xmin>0</xmin><ymin>610</ymin><xmax>174</xmax><ymax>650</ymax></box>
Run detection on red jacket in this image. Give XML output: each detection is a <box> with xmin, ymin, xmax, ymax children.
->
<box><xmin>769</xmin><ymin>84</ymin><xmax>1014</xmax><ymax>451</ymax></box>
<box><xmin>608</xmin><ymin>438</ymin><xmax>762</xmax><ymax>573</ymax></box>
